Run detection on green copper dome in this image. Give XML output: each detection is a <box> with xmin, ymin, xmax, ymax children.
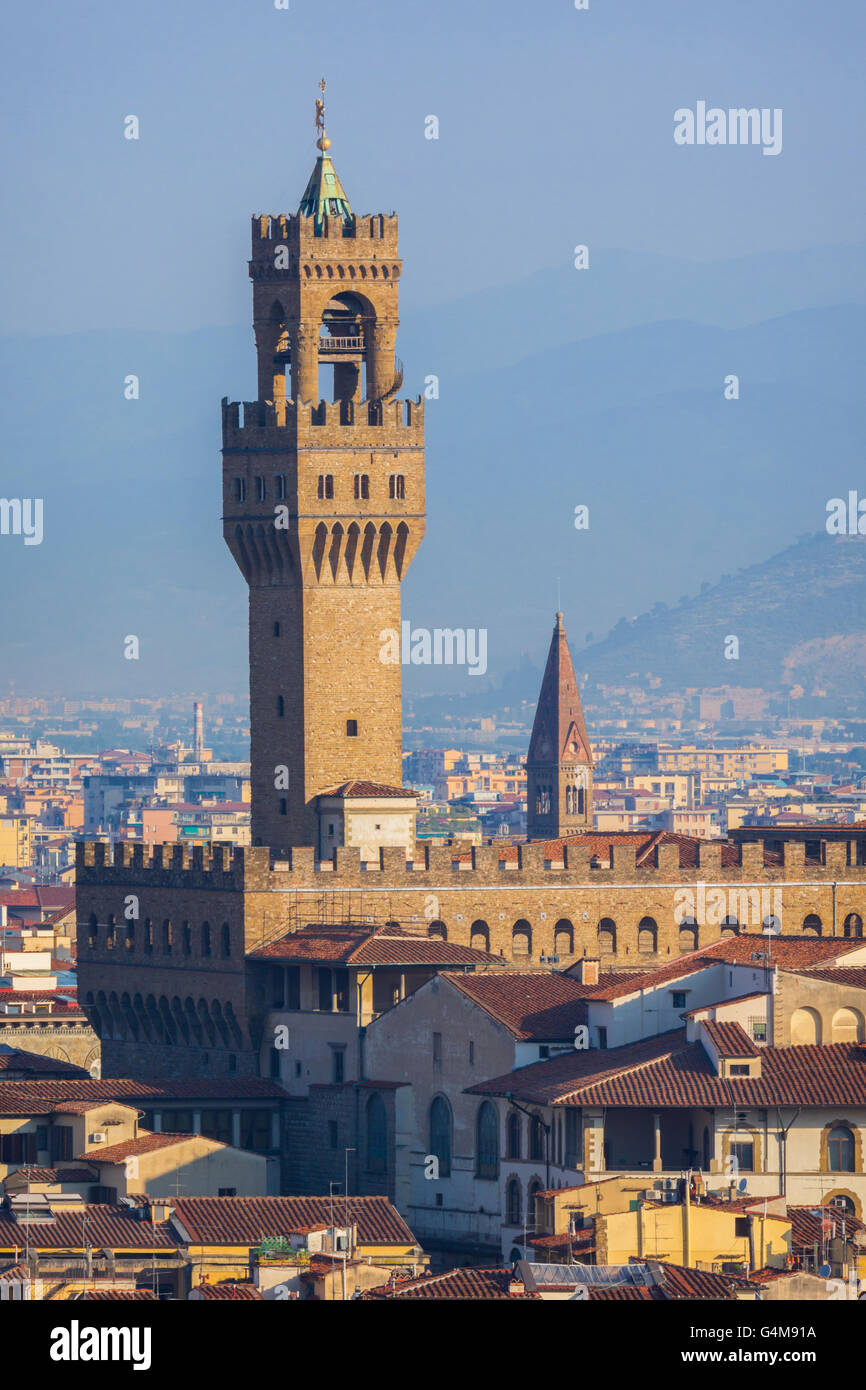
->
<box><xmin>298</xmin><ymin>153</ymin><xmax>353</xmax><ymax>230</ymax></box>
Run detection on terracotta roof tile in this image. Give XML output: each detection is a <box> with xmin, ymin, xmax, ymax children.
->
<box><xmin>700</xmin><ymin>1021</ymin><xmax>760</xmax><ymax>1058</ymax></box>
<box><xmin>469</xmin><ymin>1031</ymin><xmax>866</xmax><ymax>1109</ymax></box>
<box><xmin>172</xmin><ymin>1195</ymin><xmax>416</xmax><ymax>1249</ymax></box>
<box><xmin>362</xmin><ymin>1267</ymin><xmax>536</xmax><ymax>1300</ymax></box>
<box><xmin>0</xmin><ymin>1205</ymin><xmax>178</xmax><ymax>1252</ymax></box>
<box><xmin>442</xmin><ymin>971</ymin><xmax>590</xmax><ymax>1040</ymax></box>
<box><xmin>10</xmin><ymin>1166</ymin><xmax>97</xmax><ymax>1184</ymax></box>
<box><xmin>320</xmin><ymin>781</ymin><xmax>416</xmax><ymax>798</ymax></box>
<box><xmin>0</xmin><ymin>1048</ymin><xmax>88</xmax><ymax>1076</ymax></box>
<box><xmin>82</xmin><ymin>1289</ymin><xmax>159</xmax><ymax>1300</ymax></box>
<box><xmin>796</xmin><ymin>967</ymin><xmax>866</xmax><ymax>990</ymax></box>
<box><xmin>252</xmin><ymin>924</ymin><xmax>499</xmax><ymax>966</ymax></box>
<box><xmin>0</xmin><ymin>1077</ymin><xmax>287</xmax><ymax>1117</ymax></box>
<box><xmin>567</xmin><ymin>935</ymin><xmax>865</xmax><ymax>1003</ymax></box>
<box><xmin>194</xmin><ymin>1282</ymin><xmax>263</xmax><ymax>1300</ymax></box>
<box><xmin>76</xmin><ymin>1132</ymin><xmax>203</xmax><ymax>1164</ymax></box>
<box><xmin>789</xmin><ymin>1205</ymin><xmax>866</xmax><ymax>1249</ymax></box>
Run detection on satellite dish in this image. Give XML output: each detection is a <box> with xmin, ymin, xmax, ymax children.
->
<box><xmin>738</xmin><ymin>1178</ymin><xmax>747</xmax><ymax>1192</ymax></box>
<box><xmin>818</xmin><ymin>1263</ymin><xmax>832</xmax><ymax>1279</ymax></box>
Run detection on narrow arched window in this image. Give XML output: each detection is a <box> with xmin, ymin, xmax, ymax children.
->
<box><xmin>506</xmin><ymin>1111</ymin><xmax>521</xmax><ymax>1161</ymax></box>
<box><xmin>506</xmin><ymin>1177</ymin><xmax>521</xmax><ymax>1226</ymax></box>
<box><xmin>429</xmin><ymin>1096</ymin><xmax>452</xmax><ymax>1177</ymax></box>
<box><xmin>828</xmin><ymin>1125</ymin><xmax>855</xmax><ymax>1172</ymax></box>
<box><xmin>528</xmin><ymin>1113</ymin><xmax>545</xmax><ymax>1162</ymax></box>
<box><xmin>366</xmin><ymin>1093</ymin><xmax>387</xmax><ymax>1173</ymax></box>
<box><xmin>476</xmin><ymin>1102</ymin><xmax>499</xmax><ymax>1180</ymax></box>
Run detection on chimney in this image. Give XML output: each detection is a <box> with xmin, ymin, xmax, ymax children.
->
<box><xmin>576</xmin><ymin>958</ymin><xmax>599</xmax><ymax>986</ymax></box>
<box><xmin>193</xmin><ymin>702</ymin><xmax>204</xmax><ymax>763</ymax></box>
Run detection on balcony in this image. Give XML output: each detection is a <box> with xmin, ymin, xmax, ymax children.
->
<box><xmin>317</xmin><ymin>334</ymin><xmax>365</xmax><ymax>362</ymax></box>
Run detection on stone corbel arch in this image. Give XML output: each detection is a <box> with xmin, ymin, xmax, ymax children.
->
<box><xmin>824</xmin><ymin>1188</ymin><xmax>862</xmax><ymax>1219</ymax></box>
<box><xmin>820</xmin><ymin>1119</ymin><xmax>863</xmax><ymax>1175</ymax></box>
<box><xmin>720</xmin><ymin>1126</ymin><xmax>764</xmax><ymax>1175</ymax></box>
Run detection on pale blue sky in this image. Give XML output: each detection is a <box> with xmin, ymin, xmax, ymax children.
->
<box><xmin>1</xmin><ymin>0</ymin><xmax>863</xmax><ymax>333</ymax></box>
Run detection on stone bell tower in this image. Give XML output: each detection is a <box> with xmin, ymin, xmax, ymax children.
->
<box><xmin>222</xmin><ymin>85</ymin><xmax>425</xmax><ymax>854</ymax></box>
<box><xmin>526</xmin><ymin>612</ymin><xmax>594</xmax><ymax>840</ymax></box>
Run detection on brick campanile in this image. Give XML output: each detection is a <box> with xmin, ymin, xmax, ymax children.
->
<box><xmin>222</xmin><ymin>102</ymin><xmax>425</xmax><ymax>853</ymax></box>
<box><xmin>525</xmin><ymin>611</ymin><xmax>594</xmax><ymax>839</ymax></box>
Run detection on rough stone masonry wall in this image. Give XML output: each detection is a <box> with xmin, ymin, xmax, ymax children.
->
<box><xmin>75</xmin><ymin>839</ymin><xmax>866</xmax><ymax>1079</ymax></box>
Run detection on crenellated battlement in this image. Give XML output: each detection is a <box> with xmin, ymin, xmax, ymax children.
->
<box><xmin>76</xmin><ymin>837</ymin><xmax>866</xmax><ymax>892</ymax></box>
<box><xmin>221</xmin><ymin>395</ymin><xmax>424</xmax><ymax>447</ymax></box>
<box><xmin>251</xmin><ymin>211</ymin><xmax>399</xmax><ymax>255</ymax></box>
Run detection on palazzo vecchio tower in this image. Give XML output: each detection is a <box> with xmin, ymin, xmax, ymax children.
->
<box><xmin>221</xmin><ymin>85</ymin><xmax>425</xmax><ymax>855</ymax></box>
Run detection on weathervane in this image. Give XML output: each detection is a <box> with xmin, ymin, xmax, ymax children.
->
<box><xmin>315</xmin><ymin>77</ymin><xmax>330</xmax><ymax>151</ymax></box>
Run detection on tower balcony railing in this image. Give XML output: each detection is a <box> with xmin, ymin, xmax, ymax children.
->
<box><xmin>318</xmin><ymin>334</ymin><xmax>365</xmax><ymax>353</ymax></box>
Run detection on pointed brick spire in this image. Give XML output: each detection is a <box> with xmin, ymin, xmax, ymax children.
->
<box><xmin>526</xmin><ymin>612</ymin><xmax>593</xmax><ymax>839</ymax></box>
<box><xmin>528</xmin><ymin>612</ymin><xmax>592</xmax><ymax>766</ymax></box>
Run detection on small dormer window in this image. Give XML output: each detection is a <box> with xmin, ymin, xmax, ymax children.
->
<box><xmin>730</xmin><ymin>1064</ymin><xmax>750</xmax><ymax>1076</ymax></box>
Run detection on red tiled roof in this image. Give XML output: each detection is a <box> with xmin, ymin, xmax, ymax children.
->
<box><xmin>9</xmin><ymin>1166</ymin><xmax>97</xmax><ymax>1184</ymax></box>
<box><xmin>789</xmin><ymin>1205</ymin><xmax>866</xmax><ymax>1249</ymax></box>
<box><xmin>320</xmin><ymin>781</ymin><xmax>416</xmax><ymax>798</ymax></box>
<box><xmin>77</xmin><ymin>1132</ymin><xmax>204</xmax><ymax>1164</ymax></box>
<box><xmin>0</xmin><ymin>888</ymin><xmax>74</xmax><ymax>909</ymax></box>
<box><xmin>362</xmin><ymin>1267</ymin><xmax>536</xmax><ymax>1300</ymax></box>
<box><xmin>0</xmin><ymin>1077</ymin><xmax>287</xmax><ymax>1117</ymax></box>
<box><xmin>0</xmin><ymin>1205</ymin><xmax>178</xmax><ymax>1252</ymax></box>
<box><xmin>0</xmin><ymin>1048</ymin><xmax>88</xmax><ymax>1076</ymax></box>
<box><xmin>468</xmin><ymin>1031</ymin><xmax>866</xmax><ymax>1108</ymax></box>
<box><xmin>700</xmin><ymin>1021</ymin><xmax>760</xmax><ymax>1058</ymax></box>
<box><xmin>172</xmin><ymin>1195</ymin><xmax>417</xmax><ymax>1249</ymax></box>
<box><xmin>442</xmin><ymin>971</ymin><xmax>590</xmax><ymax>1040</ymax></box>
<box><xmin>194</xmin><ymin>1283</ymin><xmax>263</xmax><ymax>1300</ymax></box>
<box><xmin>252</xmin><ymin>924</ymin><xmax>499</xmax><ymax>966</ymax></box>
<box><xmin>81</xmin><ymin>1289</ymin><xmax>159</xmax><ymax>1300</ymax></box>
<box><xmin>566</xmin><ymin>935</ymin><xmax>865</xmax><ymax>1003</ymax></box>
<box><xmin>589</xmin><ymin>1285</ymin><xmax>658</xmax><ymax>1301</ymax></box>
<box><xmin>796</xmin><ymin>967</ymin><xmax>866</xmax><ymax>990</ymax></box>
<box><xmin>658</xmin><ymin>1263</ymin><xmax>755</xmax><ymax>1299</ymax></box>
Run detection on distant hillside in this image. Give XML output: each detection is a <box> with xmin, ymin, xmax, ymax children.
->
<box><xmin>578</xmin><ymin>532</ymin><xmax>866</xmax><ymax>697</ymax></box>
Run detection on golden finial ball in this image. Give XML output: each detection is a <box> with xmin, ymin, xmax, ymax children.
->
<box><xmin>316</xmin><ymin>136</ymin><xmax>331</xmax><ymax>151</ymax></box>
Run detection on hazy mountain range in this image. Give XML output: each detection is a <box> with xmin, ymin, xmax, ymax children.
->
<box><xmin>1</xmin><ymin>239</ymin><xmax>865</xmax><ymax>698</ymax></box>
